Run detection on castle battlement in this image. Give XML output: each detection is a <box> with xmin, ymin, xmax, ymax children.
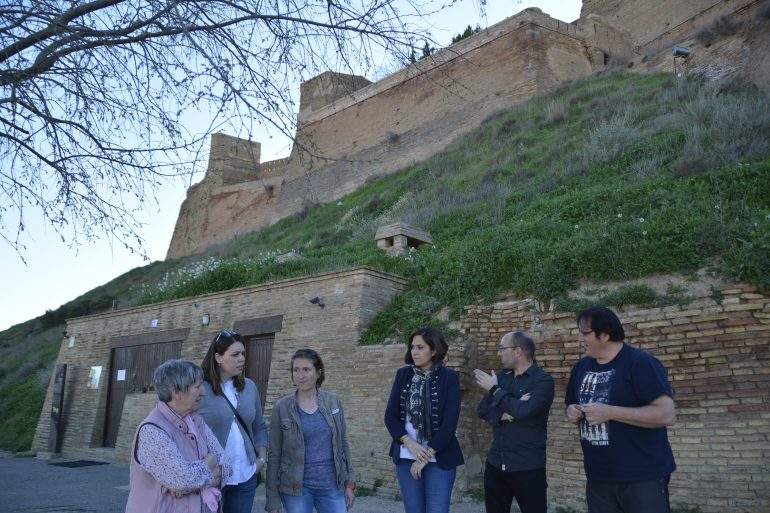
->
<box><xmin>298</xmin><ymin>8</ymin><xmax>583</xmax><ymax>126</ymax></box>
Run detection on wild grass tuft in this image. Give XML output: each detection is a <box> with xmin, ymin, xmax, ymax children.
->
<box><xmin>581</xmin><ymin>110</ymin><xmax>640</xmax><ymax>165</ymax></box>
<box><xmin>544</xmin><ymin>97</ymin><xmax>568</xmax><ymax>124</ymax></box>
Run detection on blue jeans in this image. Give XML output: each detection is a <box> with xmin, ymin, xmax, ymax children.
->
<box><xmin>222</xmin><ymin>471</ymin><xmax>258</xmax><ymax>513</ymax></box>
<box><xmin>280</xmin><ymin>486</ymin><xmax>347</xmax><ymax>513</ymax></box>
<box><xmin>396</xmin><ymin>461</ymin><xmax>456</xmax><ymax>513</ymax></box>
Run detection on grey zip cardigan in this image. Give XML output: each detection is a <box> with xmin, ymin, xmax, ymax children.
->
<box><xmin>265</xmin><ymin>390</ymin><xmax>356</xmax><ymax>511</ymax></box>
<box><xmin>197</xmin><ymin>378</ymin><xmax>268</xmax><ymax>467</ymax></box>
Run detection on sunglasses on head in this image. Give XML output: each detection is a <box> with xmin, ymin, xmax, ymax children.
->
<box><xmin>215</xmin><ymin>330</ymin><xmax>239</xmax><ymax>343</ymax></box>
<box><xmin>293</xmin><ymin>348</ymin><xmax>318</xmax><ymax>358</ymax></box>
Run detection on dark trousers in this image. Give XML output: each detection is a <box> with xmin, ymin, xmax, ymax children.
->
<box><xmin>586</xmin><ymin>476</ymin><xmax>671</xmax><ymax>513</ymax></box>
<box><xmin>483</xmin><ymin>461</ymin><xmax>547</xmax><ymax>513</ymax></box>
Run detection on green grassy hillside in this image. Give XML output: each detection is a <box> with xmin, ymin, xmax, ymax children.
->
<box><xmin>1</xmin><ymin>71</ymin><xmax>768</xmax><ymax>451</ymax></box>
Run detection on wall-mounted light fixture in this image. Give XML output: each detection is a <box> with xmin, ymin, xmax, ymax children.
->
<box><xmin>673</xmin><ymin>45</ymin><xmax>691</xmax><ymax>76</ymax></box>
<box><xmin>309</xmin><ymin>296</ymin><xmax>325</xmax><ymax>309</ymax></box>
<box><xmin>672</xmin><ymin>45</ymin><xmax>691</xmax><ymax>58</ymax></box>
<box><xmin>202</xmin><ymin>313</ymin><xmax>210</xmax><ymax>326</ymax></box>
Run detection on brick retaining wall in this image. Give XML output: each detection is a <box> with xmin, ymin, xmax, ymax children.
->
<box><xmin>460</xmin><ymin>283</ymin><xmax>770</xmax><ymax>512</ymax></box>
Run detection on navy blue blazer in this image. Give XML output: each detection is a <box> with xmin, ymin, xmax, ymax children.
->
<box><xmin>384</xmin><ymin>365</ymin><xmax>464</xmax><ymax>469</ymax></box>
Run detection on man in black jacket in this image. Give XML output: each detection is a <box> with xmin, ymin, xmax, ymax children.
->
<box><xmin>474</xmin><ymin>331</ymin><xmax>555</xmax><ymax>513</ymax></box>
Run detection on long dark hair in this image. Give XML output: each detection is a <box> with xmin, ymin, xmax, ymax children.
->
<box><xmin>201</xmin><ymin>330</ymin><xmax>246</xmax><ymax>395</ymax></box>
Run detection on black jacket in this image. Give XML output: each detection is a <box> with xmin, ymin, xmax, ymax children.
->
<box><xmin>477</xmin><ymin>362</ymin><xmax>554</xmax><ymax>471</ymax></box>
<box><xmin>384</xmin><ymin>365</ymin><xmax>465</xmax><ymax>469</ymax></box>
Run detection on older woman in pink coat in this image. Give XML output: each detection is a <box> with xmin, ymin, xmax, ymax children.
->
<box><xmin>126</xmin><ymin>359</ymin><xmax>232</xmax><ymax>513</ymax></box>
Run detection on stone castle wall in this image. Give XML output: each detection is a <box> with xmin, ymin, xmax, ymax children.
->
<box><xmin>580</xmin><ymin>0</ymin><xmax>752</xmax><ymax>48</ymax></box>
<box><xmin>273</xmin><ymin>10</ymin><xmax>595</xmax><ymax>222</ymax></box>
<box><xmin>166</xmin><ymin>0</ymin><xmax>769</xmax><ymax>260</ymax></box>
<box><xmin>631</xmin><ymin>0</ymin><xmax>770</xmax><ymax>90</ymax></box>
<box><xmin>166</xmin><ymin>133</ymin><xmax>285</xmax><ymax>258</ymax></box>
<box><xmin>167</xmin><ymin>8</ymin><xmax>599</xmax><ymax>258</ymax></box>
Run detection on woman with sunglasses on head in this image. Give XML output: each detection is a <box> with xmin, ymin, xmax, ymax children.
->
<box><xmin>384</xmin><ymin>327</ymin><xmax>464</xmax><ymax>513</ymax></box>
<box><xmin>198</xmin><ymin>331</ymin><xmax>268</xmax><ymax>513</ymax></box>
<box><xmin>266</xmin><ymin>348</ymin><xmax>356</xmax><ymax>513</ymax></box>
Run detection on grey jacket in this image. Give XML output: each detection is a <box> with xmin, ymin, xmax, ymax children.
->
<box><xmin>266</xmin><ymin>390</ymin><xmax>355</xmax><ymax>511</ymax></box>
<box><xmin>198</xmin><ymin>378</ymin><xmax>268</xmax><ymax>466</ymax></box>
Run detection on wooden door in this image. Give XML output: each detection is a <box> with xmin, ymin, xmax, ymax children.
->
<box><xmin>48</xmin><ymin>364</ymin><xmax>67</xmax><ymax>453</ymax></box>
<box><xmin>103</xmin><ymin>340</ymin><xmax>181</xmax><ymax>447</ymax></box>
<box><xmin>244</xmin><ymin>334</ymin><xmax>274</xmax><ymax>410</ymax></box>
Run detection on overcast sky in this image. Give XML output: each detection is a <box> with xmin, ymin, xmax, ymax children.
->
<box><xmin>0</xmin><ymin>0</ymin><xmax>582</xmax><ymax>332</ymax></box>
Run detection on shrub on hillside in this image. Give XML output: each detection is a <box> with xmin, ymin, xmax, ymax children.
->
<box><xmin>757</xmin><ymin>0</ymin><xmax>770</xmax><ymax>20</ymax></box>
<box><xmin>544</xmin><ymin>98</ymin><xmax>568</xmax><ymax>124</ymax></box>
<box><xmin>695</xmin><ymin>14</ymin><xmax>742</xmax><ymax>46</ymax></box>
<box><xmin>581</xmin><ymin>111</ymin><xmax>640</xmax><ymax>165</ymax></box>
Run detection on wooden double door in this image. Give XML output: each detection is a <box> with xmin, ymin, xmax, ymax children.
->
<box><xmin>103</xmin><ymin>332</ymin><xmax>275</xmax><ymax>447</ymax></box>
<box><xmin>103</xmin><ymin>340</ymin><xmax>182</xmax><ymax>447</ymax></box>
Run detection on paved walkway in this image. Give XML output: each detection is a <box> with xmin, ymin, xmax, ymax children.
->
<box><xmin>0</xmin><ymin>452</ymin><xmax>487</xmax><ymax>513</ymax></box>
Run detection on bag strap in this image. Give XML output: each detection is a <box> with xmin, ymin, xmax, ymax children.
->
<box><xmin>221</xmin><ymin>393</ymin><xmax>257</xmax><ymax>453</ymax></box>
<box><xmin>134</xmin><ymin>422</ymin><xmax>163</xmax><ymax>465</ymax></box>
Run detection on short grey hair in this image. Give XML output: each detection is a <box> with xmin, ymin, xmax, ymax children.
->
<box><xmin>153</xmin><ymin>359</ymin><xmax>203</xmax><ymax>402</ymax></box>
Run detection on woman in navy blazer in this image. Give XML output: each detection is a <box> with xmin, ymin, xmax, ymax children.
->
<box><xmin>384</xmin><ymin>327</ymin><xmax>464</xmax><ymax>513</ymax></box>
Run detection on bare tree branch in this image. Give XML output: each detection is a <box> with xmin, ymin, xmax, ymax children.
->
<box><xmin>0</xmin><ymin>0</ymin><xmax>438</xmax><ymax>256</ymax></box>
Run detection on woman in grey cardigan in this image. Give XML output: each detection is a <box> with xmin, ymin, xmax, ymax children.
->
<box><xmin>198</xmin><ymin>331</ymin><xmax>268</xmax><ymax>513</ymax></box>
<box><xmin>266</xmin><ymin>348</ymin><xmax>356</xmax><ymax>513</ymax></box>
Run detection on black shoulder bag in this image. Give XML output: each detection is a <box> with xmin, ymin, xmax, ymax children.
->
<box><xmin>221</xmin><ymin>394</ymin><xmax>263</xmax><ymax>486</ymax></box>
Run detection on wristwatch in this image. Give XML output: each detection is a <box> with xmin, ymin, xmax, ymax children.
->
<box><xmin>257</xmin><ymin>456</ymin><xmax>267</xmax><ymax>466</ymax></box>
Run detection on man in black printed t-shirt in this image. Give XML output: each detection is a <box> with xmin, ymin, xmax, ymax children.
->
<box><xmin>565</xmin><ymin>306</ymin><xmax>676</xmax><ymax>513</ymax></box>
